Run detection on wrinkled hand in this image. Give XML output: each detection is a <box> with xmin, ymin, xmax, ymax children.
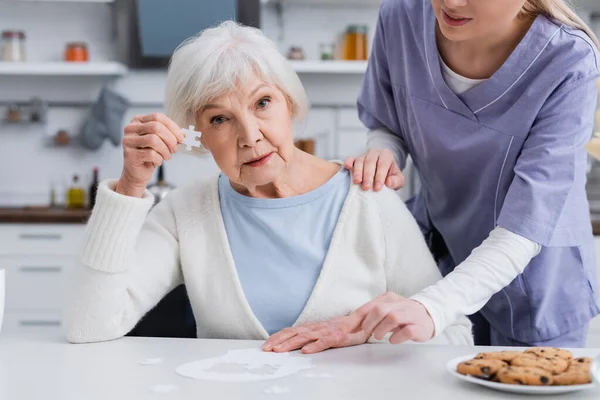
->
<box><xmin>344</xmin><ymin>149</ymin><xmax>404</xmax><ymax>191</ymax></box>
<box><xmin>354</xmin><ymin>292</ymin><xmax>435</xmax><ymax>344</ymax></box>
<box><xmin>262</xmin><ymin>293</ymin><xmax>435</xmax><ymax>355</ymax></box>
<box><xmin>261</xmin><ymin>316</ymin><xmax>370</xmax><ymax>354</ymax></box>
<box><xmin>116</xmin><ymin>113</ymin><xmax>184</xmax><ymax>198</ymax></box>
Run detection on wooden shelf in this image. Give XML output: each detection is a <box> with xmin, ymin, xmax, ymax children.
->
<box><xmin>290</xmin><ymin>60</ymin><xmax>367</xmax><ymax>74</ymax></box>
<box><xmin>0</xmin><ymin>62</ymin><xmax>127</xmax><ymax>77</ymax></box>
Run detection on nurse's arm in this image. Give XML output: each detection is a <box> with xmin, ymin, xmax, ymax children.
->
<box><xmin>375</xmin><ymin>188</ymin><xmax>474</xmax><ymax>345</ymax></box>
<box><xmin>410</xmin><ymin>227</ymin><xmax>540</xmax><ymax>341</ymax></box>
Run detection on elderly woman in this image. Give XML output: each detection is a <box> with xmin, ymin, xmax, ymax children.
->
<box><xmin>65</xmin><ymin>21</ymin><xmax>472</xmax><ymax>351</ymax></box>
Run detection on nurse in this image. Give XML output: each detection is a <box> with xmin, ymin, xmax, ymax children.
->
<box><xmin>346</xmin><ymin>0</ymin><xmax>600</xmax><ymax>347</ymax></box>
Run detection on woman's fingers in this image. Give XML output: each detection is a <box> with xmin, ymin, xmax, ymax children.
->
<box><xmin>136</xmin><ymin>148</ymin><xmax>164</xmax><ymax>168</ymax></box>
<box><xmin>352</xmin><ymin>154</ymin><xmax>366</xmax><ymax>184</ymax></box>
<box><xmin>126</xmin><ymin>121</ymin><xmax>179</xmax><ymax>155</ymax></box>
<box><xmin>262</xmin><ymin>327</ymin><xmax>300</xmax><ymax>351</ymax></box>
<box><xmin>386</xmin><ymin>161</ymin><xmax>405</xmax><ymax>190</ymax></box>
<box><xmin>124</xmin><ymin>133</ymin><xmax>172</xmax><ymax>161</ymax></box>
<box><xmin>373</xmin><ymin>152</ymin><xmax>394</xmax><ymax>191</ymax></box>
<box><xmin>301</xmin><ymin>337</ymin><xmax>335</xmax><ymax>354</ymax></box>
<box><xmin>344</xmin><ymin>156</ymin><xmax>355</xmax><ymax>170</ymax></box>
<box><xmin>272</xmin><ymin>330</ymin><xmax>321</xmax><ymax>353</ymax></box>
<box><xmin>138</xmin><ymin>112</ymin><xmax>185</xmax><ymax>143</ymax></box>
<box><xmin>362</xmin><ymin>149</ymin><xmax>380</xmax><ymax>190</ymax></box>
<box><xmin>371</xmin><ymin>310</ymin><xmax>412</xmax><ymax>341</ymax></box>
<box><xmin>389</xmin><ymin>325</ymin><xmax>423</xmax><ymax>344</ymax></box>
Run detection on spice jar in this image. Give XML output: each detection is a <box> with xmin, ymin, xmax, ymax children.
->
<box><xmin>1</xmin><ymin>31</ymin><xmax>26</xmax><ymax>62</ymax></box>
<box><xmin>5</xmin><ymin>103</ymin><xmax>21</xmax><ymax>123</ymax></box>
<box><xmin>319</xmin><ymin>43</ymin><xmax>335</xmax><ymax>61</ymax></box>
<box><xmin>64</xmin><ymin>42</ymin><xmax>88</xmax><ymax>62</ymax></box>
<box><xmin>343</xmin><ymin>25</ymin><xmax>368</xmax><ymax>61</ymax></box>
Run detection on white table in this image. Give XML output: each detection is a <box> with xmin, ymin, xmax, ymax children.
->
<box><xmin>1</xmin><ymin>335</ymin><xmax>599</xmax><ymax>399</ymax></box>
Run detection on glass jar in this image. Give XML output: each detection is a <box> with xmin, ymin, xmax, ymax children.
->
<box><xmin>343</xmin><ymin>25</ymin><xmax>368</xmax><ymax>61</ymax></box>
<box><xmin>1</xmin><ymin>31</ymin><xmax>26</xmax><ymax>62</ymax></box>
<box><xmin>5</xmin><ymin>103</ymin><xmax>21</xmax><ymax>123</ymax></box>
<box><xmin>64</xmin><ymin>42</ymin><xmax>88</xmax><ymax>62</ymax></box>
<box><xmin>319</xmin><ymin>43</ymin><xmax>335</xmax><ymax>60</ymax></box>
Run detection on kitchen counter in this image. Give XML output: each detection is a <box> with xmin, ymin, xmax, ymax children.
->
<box><xmin>0</xmin><ymin>207</ymin><xmax>90</xmax><ymax>224</ymax></box>
<box><xmin>0</xmin><ymin>335</ymin><xmax>598</xmax><ymax>399</ymax></box>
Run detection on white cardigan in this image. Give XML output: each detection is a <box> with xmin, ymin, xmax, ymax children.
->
<box><xmin>64</xmin><ymin>175</ymin><xmax>473</xmax><ymax>345</ymax></box>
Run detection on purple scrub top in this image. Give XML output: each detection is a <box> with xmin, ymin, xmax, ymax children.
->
<box><xmin>358</xmin><ymin>0</ymin><xmax>600</xmax><ymax>342</ymax></box>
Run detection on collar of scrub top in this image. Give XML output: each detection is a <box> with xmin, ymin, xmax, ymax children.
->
<box><xmin>423</xmin><ymin>5</ymin><xmax>562</xmax><ymax>121</ymax></box>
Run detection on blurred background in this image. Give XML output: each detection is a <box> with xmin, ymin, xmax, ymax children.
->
<box><xmin>1</xmin><ymin>0</ymin><xmax>600</xmax><ymax>341</ymax></box>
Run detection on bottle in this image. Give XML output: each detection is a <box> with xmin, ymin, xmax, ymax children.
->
<box><xmin>89</xmin><ymin>167</ymin><xmax>99</xmax><ymax>210</ymax></box>
<box><xmin>66</xmin><ymin>174</ymin><xmax>85</xmax><ymax>209</ymax></box>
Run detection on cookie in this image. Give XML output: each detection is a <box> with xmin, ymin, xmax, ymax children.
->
<box><xmin>474</xmin><ymin>351</ymin><xmax>522</xmax><ymax>362</ymax></box>
<box><xmin>524</xmin><ymin>347</ymin><xmax>573</xmax><ymax>360</ymax></box>
<box><xmin>552</xmin><ymin>369</ymin><xmax>591</xmax><ymax>386</ymax></box>
<box><xmin>569</xmin><ymin>357</ymin><xmax>593</xmax><ymax>368</ymax></box>
<box><xmin>511</xmin><ymin>354</ymin><xmax>569</xmax><ymax>374</ymax></box>
<box><xmin>496</xmin><ymin>366</ymin><xmax>553</xmax><ymax>386</ymax></box>
<box><xmin>457</xmin><ymin>359</ymin><xmax>508</xmax><ymax>378</ymax></box>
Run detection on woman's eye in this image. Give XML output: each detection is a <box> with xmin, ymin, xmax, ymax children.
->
<box><xmin>210</xmin><ymin>116</ymin><xmax>225</xmax><ymax>126</ymax></box>
<box><xmin>257</xmin><ymin>97</ymin><xmax>271</xmax><ymax>109</ymax></box>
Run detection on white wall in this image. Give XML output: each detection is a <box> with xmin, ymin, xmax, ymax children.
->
<box><xmin>0</xmin><ymin>0</ymin><xmax>380</xmax><ymax>206</ymax></box>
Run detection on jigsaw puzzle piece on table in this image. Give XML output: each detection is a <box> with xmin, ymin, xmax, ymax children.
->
<box><xmin>181</xmin><ymin>125</ymin><xmax>202</xmax><ymax>152</ymax></box>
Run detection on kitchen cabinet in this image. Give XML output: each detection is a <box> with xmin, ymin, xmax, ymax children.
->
<box><xmin>0</xmin><ymin>224</ymin><xmax>85</xmax><ymax>335</ymax></box>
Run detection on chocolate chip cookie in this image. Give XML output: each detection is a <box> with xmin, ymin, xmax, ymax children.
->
<box><xmin>569</xmin><ymin>357</ymin><xmax>593</xmax><ymax>369</ymax></box>
<box><xmin>552</xmin><ymin>369</ymin><xmax>592</xmax><ymax>386</ymax></box>
<box><xmin>474</xmin><ymin>351</ymin><xmax>522</xmax><ymax>362</ymax></box>
<box><xmin>457</xmin><ymin>359</ymin><xmax>508</xmax><ymax>378</ymax></box>
<box><xmin>496</xmin><ymin>366</ymin><xmax>553</xmax><ymax>386</ymax></box>
<box><xmin>511</xmin><ymin>354</ymin><xmax>569</xmax><ymax>374</ymax></box>
<box><xmin>524</xmin><ymin>347</ymin><xmax>573</xmax><ymax>361</ymax></box>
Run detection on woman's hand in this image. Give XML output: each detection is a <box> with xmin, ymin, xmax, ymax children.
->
<box><xmin>116</xmin><ymin>113</ymin><xmax>185</xmax><ymax>197</ymax></box>
<box><xmin>344</xmin><ymin>149</ymin><xmax>405</xmax><ymax>191</ymax></box>
<box><xmin>353</xmin><ymin>292</ymin><xmax>434</xmax><ymax>344</ymax></box>
<box><xmin>262</xmin><ymin>292</ymin><xmax>434</xmax><ymax>354</ymax></box>
<box><xmin>261</xmin><ymin>316</ymin><xmax>370</xmax><ymax>354</ymax></box>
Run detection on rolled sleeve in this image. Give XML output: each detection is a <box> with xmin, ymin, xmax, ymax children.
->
<box><xmin>497</xmin><ymin>73</ymin><xmax>599</xmax><ymax>246</ymax></box>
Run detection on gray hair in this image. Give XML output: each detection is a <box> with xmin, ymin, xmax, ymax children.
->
<box><xmin>164</xmin><ymin>21</ymin><xmax>309</xmax><ymax>130</ymax></box>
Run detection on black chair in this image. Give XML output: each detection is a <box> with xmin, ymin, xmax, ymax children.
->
<box><xmin>126</xmin><ymin>284</ymin><xmax>197</xmax><ymax>338</ymax></box>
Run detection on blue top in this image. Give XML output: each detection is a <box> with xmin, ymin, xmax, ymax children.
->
<box><xmin>218</xmin><ymin>167</ymin><xmax>350</xmax><ymax>335</ymax></box>
<box><xmin>357</xmin><ymin>0</ymin><xmax>600</xmax><ymax>343</ymax></box>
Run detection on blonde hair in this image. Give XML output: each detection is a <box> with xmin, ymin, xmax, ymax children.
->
<box><xmin>521</xmin><ymin>0</ymin><xmax>600</xmax><ymax>50</ymax></box>
<box><xmin>164</xmin><ymin>21</ymin><xmax>308</xmax><ymax>129</ymax></box>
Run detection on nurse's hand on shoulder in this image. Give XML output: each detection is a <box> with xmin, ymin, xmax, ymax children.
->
<box><xmin>116</xmin><ymin>113</ymin><xmax>185</xmax><ymax>198</ymax></box>
<box><xmin>262</xmin><ymin>292</ymin><xmax>434</xmax><ymax>354</ymax></box>
<box><xmin>344</xmin><ymin>149</ymin><xmax>405</xmax><ymax>192</ymax></box>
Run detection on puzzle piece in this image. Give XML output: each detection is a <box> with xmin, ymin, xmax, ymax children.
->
<box><xmin>139</xmin><ymin>357</ymin><xmax>163</xmax><ymax>366</ymax></box>
<box><xmin>181</xmin><ymin>125</ymin><xmax>202</xmax><ymax>151</ymax></box>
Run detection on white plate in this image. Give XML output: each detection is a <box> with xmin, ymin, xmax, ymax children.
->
<box><xmin>447</xmin><ymin>354</ymin><xmax>596</xmax><ymax>395</ymax></box>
